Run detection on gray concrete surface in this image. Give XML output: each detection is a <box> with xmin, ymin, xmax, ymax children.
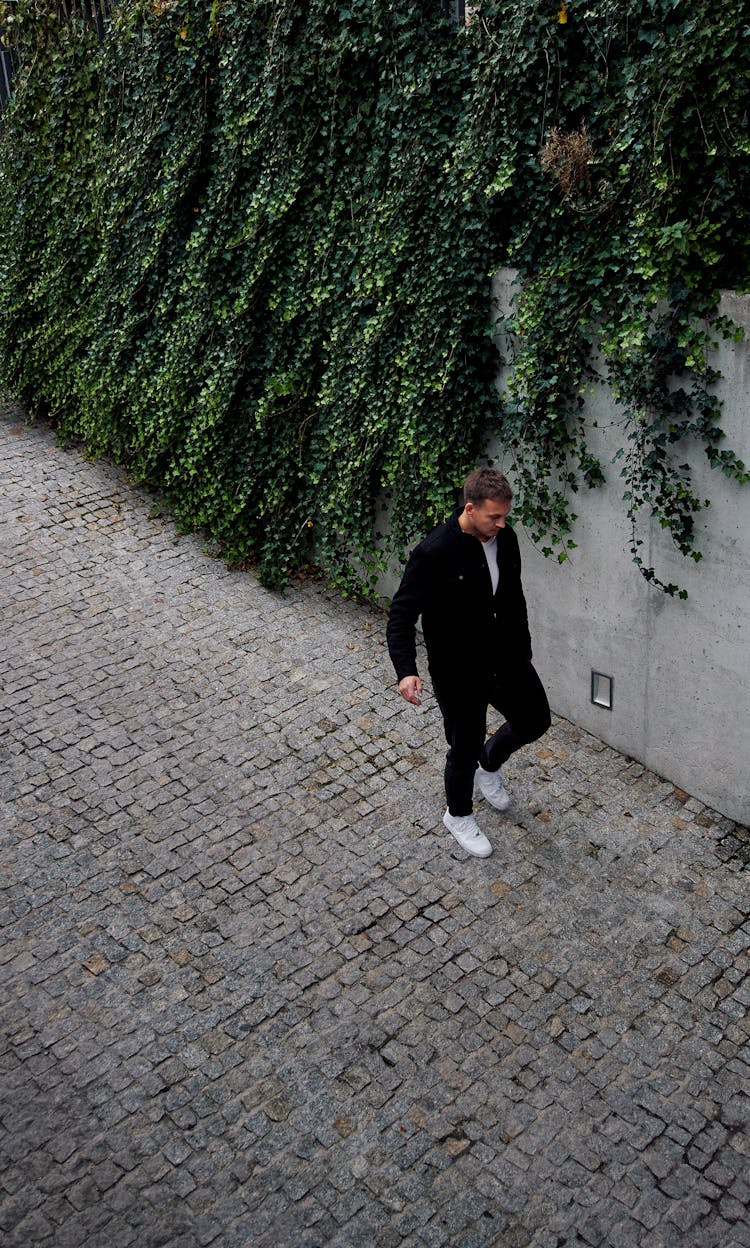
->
<box><xmin>1</xmin><ymin>403</ymin><xmax>748</xmax><ymax>1248</ymax></box>
<box><xmin>486</xmin><ymin>273</ymin><xmax>750</xmax><ymax>827</ymax></box>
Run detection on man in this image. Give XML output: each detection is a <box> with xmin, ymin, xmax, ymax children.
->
<box><xmin>386</xmin><ymin>467</ymin><xmax>551</xmax><ymax>858</ymax></box>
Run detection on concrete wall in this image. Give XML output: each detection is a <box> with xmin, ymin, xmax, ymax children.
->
<box><xmin>378</xmin><ymin>271</ymin><xmax>750</xmax><ymax>826</ymax></box>
<box><xmin>487</xmin><ymin>270</ymin><xmax>749</xmax><ymax>826</ymax></box>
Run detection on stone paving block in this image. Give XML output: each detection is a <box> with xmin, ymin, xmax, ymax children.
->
<box><xmin>1</xmin><ymin>406</ymin><xmax>749</xmax><ymax>1248</ymax></box>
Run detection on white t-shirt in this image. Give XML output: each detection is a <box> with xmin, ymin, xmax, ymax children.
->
<box><xmin>482</xmin><ymin>536</ymin><xmax>499</xmax><ymax>595</ymax></box>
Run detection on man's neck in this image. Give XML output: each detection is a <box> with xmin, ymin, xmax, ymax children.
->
<box><xmin>460</xmin><ymin>513</ymin><xmax>494</xmax><ymax>544</ymax></box>
<box><xmin>458</xmin><ymin>508</ymin><xmax>482</xmax><ymax>540</ymax></box>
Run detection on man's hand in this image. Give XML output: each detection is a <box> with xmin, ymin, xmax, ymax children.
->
<box><xmin>398</xmin><ymin>675</ymin><xmax>423</xmax><ymax>706</ymax></box>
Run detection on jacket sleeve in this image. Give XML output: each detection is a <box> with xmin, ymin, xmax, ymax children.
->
<box><xmin>508</xmin><ymin>529</ymin><xmax>532</xmax><ymax>660</ymax></box>
<box><xmin>519</xmin><ymin>588</ymin><xmax>533</xmax><ymax>662</ymax></box>
<box><xmin>386</xmin><ymin>545</ymin><xmax>428</xmax><ymax>682</ymax></box>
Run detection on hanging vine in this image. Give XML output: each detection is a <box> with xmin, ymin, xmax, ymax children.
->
<box><xmin>0</xmin><ymin>0</ymin><xmax>747</xmax><ymax>596</ymax></box>
<box><xmin>462</xmin><ymin>0</ymin><xmax>749</xmax><ymax>594</ymax></box>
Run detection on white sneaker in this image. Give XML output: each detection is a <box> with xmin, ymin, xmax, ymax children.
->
<box><xmin>476</xmin><ymin>766</ymin><xmax>511</xmax><ymax>811</ymax></box>
<box><xmin>443</xmin><ymin>810</ymin><xmax>493</xmax><ymax>858</ymax></box>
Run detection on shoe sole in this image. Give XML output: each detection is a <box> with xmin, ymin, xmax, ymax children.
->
<box><xmin>480</xmin><ymin>793</ymin><xmax>510</xmax><ymax>811</ymax></box>
<box><xmin>477</xmin><ymin>785</ymin><xmax>511</xmax><ymax>812</ymax></box>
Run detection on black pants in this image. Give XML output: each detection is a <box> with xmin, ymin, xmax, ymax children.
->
<box><xmin>433</xmin><ymin>661</ymin><xmax>551</xmax><ymax>817</ymax></box>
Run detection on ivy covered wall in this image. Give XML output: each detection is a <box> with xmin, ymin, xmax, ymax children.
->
<box><xmin>0</xmin><ymin>0</ymin><xmax>747</xmax><ymax>595</ymax></box>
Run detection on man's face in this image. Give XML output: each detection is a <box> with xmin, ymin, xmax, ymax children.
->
<box><xmin>462</xmin><ymin>496</ymin><xmax>512</xmax><ymax>542</ymax></box>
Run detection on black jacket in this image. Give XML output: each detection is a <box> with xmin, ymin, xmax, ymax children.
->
<box><xmin>386</xmin><ymin>512</ymin><xmax>532</xmax><ymax>689</ymax></box>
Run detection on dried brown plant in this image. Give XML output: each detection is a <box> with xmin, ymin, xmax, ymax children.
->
<box><xmin>540</xmin><ymin>126</ymin><xmax>595</xmax><ymax>197</ymax></box>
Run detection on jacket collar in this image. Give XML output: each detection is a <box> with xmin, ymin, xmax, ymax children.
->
<box><xmin>448</xmin><ymin>507</ymin><xmax>473</xmax><ymax>540</ymax></box>
<box><xmin>448</xmin><ymin>506</ymin><xmax>511</xmax><ymax>545</ymax></box>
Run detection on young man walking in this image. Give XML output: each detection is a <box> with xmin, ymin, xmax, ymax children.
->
<box><xmin>386</xmin><ymin>467</ymin><xmax>551</xmax><ymax>857</ymax></box>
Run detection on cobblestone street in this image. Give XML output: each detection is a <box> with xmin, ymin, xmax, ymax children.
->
<box><xmin>1</xmin><ymin>403</ymin><xmax>748</xmax><ymax>1248</ymax></box>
